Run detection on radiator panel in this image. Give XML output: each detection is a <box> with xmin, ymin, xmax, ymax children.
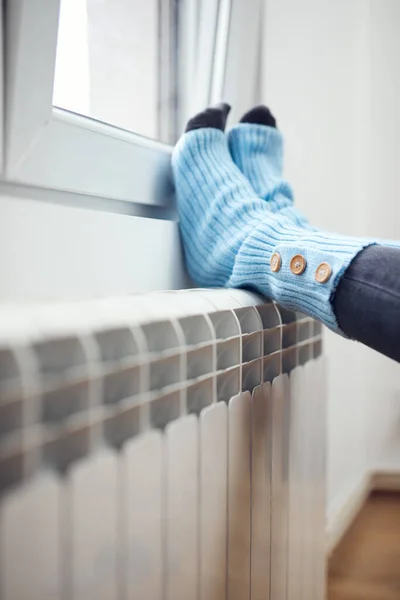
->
<box><xmin>199</xmin><ymin>402</ymin><xmax>228</xmax><ymax>600</ymax></box>
<box><xmin>165</xmin><ymin>415</ymin><xmax>198</xmax><ymax>600</ymax></box>
<box><xmin>1</xmin><ymin>474</ymin><xmax>62</xmax><ymax>599</ymax></box>
<box><xmin>124</xmin><ymin>431</ymin><xmax>163</xmax><ymax>599</ymax></box>
<box><xmin>0</xmin><ymin>289</ymin><xmax>326</xmax><ymax>600</ymax></box>
<box><xmin>271</xmin><ymin>375</ymin><xmax>289</xmax><ymax>600</ymax></box>
<box><xmin>227</xmin><ymin>393</ymin><xmax>252</xmax><ymax>600</ymax></box>
<box><xmin>250</xmin><ymin>383</ymin><xmax>272</xmax><ymax>600</ymax></box>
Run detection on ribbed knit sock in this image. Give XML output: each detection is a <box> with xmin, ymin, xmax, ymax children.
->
<box><xmin>229</xmin><ymin>107</ymin><xmax>400</xmax><ymax>252</ymax></box>
<box><xmin>228</xmin><ymin>107</ymin><xmax>310</xmax><ymax>229</ymax></box>
<box><xmin>172</xmin><ymin>127</ymin><xmax>374</xmax><ymax>333</ymax></box>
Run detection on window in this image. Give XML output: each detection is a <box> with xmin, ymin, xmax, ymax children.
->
<box><xmin>54</xmin><ymin>0</ymin><xmax>160</xmax><ymax>140</ymax></box>
<box><xmin>4</xmin><ymin>0</ymin><xmax>263</xmax><ymax>206</ymax></box>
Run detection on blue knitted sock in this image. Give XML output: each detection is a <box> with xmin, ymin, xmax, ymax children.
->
<box><xmin>227</xmin><ymin>122</ymin><xmax>400</xmax><ymax>251</ymax></box>
<box><xmin>172</xmin><ymin>127</ymin><xmax>374</xmax><ymax>333</ymax></box>
<box><xmin>227</xmin><ymin>123</ymin><xmax>311</xmax><ymax>228</ymax></box>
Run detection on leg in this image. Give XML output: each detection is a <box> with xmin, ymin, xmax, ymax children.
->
<box><xmin>333</xmin><ymin>245</ymin><xmax>400</xmax><ymax>362</ymax></box>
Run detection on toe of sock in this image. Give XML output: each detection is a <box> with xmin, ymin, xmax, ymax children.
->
<box><xmin>239</xmin><ymin>105</ymin><xmax>277</xmax><ymax>128</ymax></box>
<box><xmin>185</xmin><ymin>103</ymin><xmax>231</xmax><ymax>133</ymax></box>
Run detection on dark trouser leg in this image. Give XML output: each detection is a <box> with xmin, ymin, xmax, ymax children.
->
<box><xmin>332</xmin><ymin>245</ymin><xmax>400</xmax><ymax>363</ymax></box>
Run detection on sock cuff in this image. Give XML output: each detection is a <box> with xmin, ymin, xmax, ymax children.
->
<box><xmin>229</xmin><ymin>217</ymin><xmax>376</xmax><ymax>333</ymax></box>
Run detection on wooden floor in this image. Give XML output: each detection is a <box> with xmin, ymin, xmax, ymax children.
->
<box><xmin>328</xmin><ymin>492</ymin><xmax>400</xmax><ymax>600</ymax></box>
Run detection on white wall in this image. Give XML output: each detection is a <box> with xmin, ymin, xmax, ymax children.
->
<box><xmin>262</xmin><ymin>0</ymin><xmax>400</xmax><ymax>530</ymax></box>
<box><xmin>0</xmin><ymin>194</ymin><xmax>187</xmax><ymax>302</ymax></box>
<box><xmin>365</xmin><ymin>0</ymin><xmax>400</xmax><ymax>474</ymax></box>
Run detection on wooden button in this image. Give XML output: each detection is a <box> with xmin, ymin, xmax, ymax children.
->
<box><xmin>315</xmin><ymin>262</ymin><xmax>332</xmax><ymax>283</ymax></box>
<box><xmin>270</xmin><ymin>252</ymin><xmax>282</xmax><ymax>272</ymax></box>
<box><xmin>290</xmin><ymin>254</ymin><xmax>306</xmax><ymax>275</ymax></box>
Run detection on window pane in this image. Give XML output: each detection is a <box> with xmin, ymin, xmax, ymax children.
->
<box><xmin>54</xmin><ymin>0</ymin><xmax>160</xmax><ymax>140</ymax></box>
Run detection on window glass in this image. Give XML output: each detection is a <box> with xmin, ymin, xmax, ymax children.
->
<box><xmin>53</xmin><ymin>0</ymin><xmax>161</xmax><ymax>140</ymax></box>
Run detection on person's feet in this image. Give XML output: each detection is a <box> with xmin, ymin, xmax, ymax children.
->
<box><xmin>172</xmin><ymin>107</ymin><xmax>371</xmax><ymax>333</ymax></box>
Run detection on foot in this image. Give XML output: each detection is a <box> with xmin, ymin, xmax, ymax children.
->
<box><xmin>228</xmin><ymin>105</ymin><xmax>310</xmax><ymax>228</ymax></box>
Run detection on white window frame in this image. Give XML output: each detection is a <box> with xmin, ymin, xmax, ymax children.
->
<box><xmin>3</xmin><ymin>0</ymin><xmax>263</xmax><ymax>208</ymax></box>
<box><xmin>4</xmin><ymin>0</ymin><xmax>173</xmax><ymax>206</ymax></box>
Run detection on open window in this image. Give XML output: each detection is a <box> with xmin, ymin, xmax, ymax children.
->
<box><xmin>4</xmin><ymin>0</ymin><xmax>263</xmax><ymax>205</ymax></box>
<box><xmin>5</xmin><ymin>0</ymin><xmax>263</xmax><ymax>207</ymax></box>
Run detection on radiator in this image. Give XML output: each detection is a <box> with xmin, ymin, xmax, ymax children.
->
<box><xmin>0</xmin><ymin>288</ymin><xmax>326</xmax><ymax>600</ymax></box>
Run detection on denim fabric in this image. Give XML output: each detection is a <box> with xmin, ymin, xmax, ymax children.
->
<box><xmin>333</xmin><ymin>245</ymin><xmax>400</xmax><ymax>363</ymax></box>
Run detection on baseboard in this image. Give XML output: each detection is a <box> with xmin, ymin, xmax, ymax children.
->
<box><xmin>327</xmin><ymin>474</ymin><xmax>371</xmax><ymax>555</ymax></box>
<box><xmin>371</xmin><ymin>470</ymin><xmax>400</xmax><ymax>492</ymax></box>
<box><xmin>327</xmin><ymin>469</ymin><xmax>400</xmax><ymax>555</ymax></box>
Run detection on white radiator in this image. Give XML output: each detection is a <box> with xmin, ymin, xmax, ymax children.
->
<box><xmin>0</xmin><ymin>288</ymin><xmax>326</xmax><ymax>600</ymax></box>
